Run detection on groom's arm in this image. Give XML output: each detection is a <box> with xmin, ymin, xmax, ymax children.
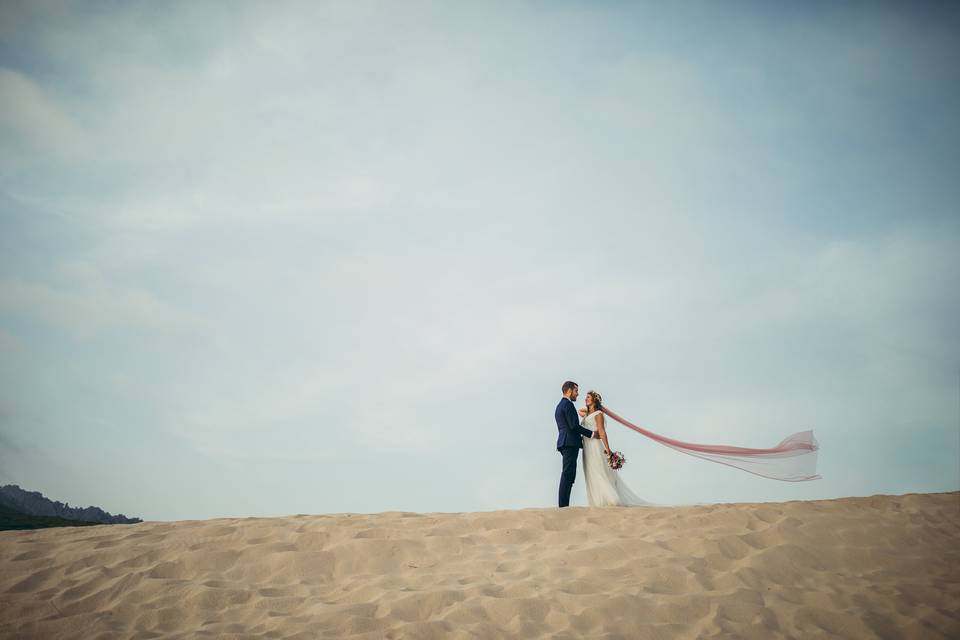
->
<box><xmin>563</xmin><ymin>401</ymin><xmax>595</xmax><ymax>439</ymax></box>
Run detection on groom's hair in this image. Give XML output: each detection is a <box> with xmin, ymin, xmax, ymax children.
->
<box><xmin>561</xmin><ymin>380</ymin><xmax>578</xmax><ymax>393</ymax></box>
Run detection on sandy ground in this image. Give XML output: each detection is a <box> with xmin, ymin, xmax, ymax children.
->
<box><xmin>1</xmin><ymin>491</ymin><xmax>958</xmax><ymax>639</ymax></box>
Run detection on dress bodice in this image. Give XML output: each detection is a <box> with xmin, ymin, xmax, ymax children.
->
<box><xmin>581</xmin><ymin>410</ymin><xmax>601</xmax><ymax>431</ymax></box>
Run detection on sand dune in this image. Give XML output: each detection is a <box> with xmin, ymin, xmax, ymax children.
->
<box><xmin>1</xmin><ymin>491</ymin><xmax>958</xmax><ymax>639</ymax></box>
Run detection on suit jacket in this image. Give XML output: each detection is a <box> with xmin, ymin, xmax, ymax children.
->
<box><xmin>556</xmin><ymin>397</ymin><xmax>594</xmax><ymax>450</ymax></box>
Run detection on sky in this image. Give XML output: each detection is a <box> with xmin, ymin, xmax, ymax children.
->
<box><xmin>1</xmin><ymin>1</ymin><xmax>958</xmax><ymax>522</ymax></box>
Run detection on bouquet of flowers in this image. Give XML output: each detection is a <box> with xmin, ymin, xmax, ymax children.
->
<box><xmin>607</xmin><ymin>450</ymin><xmax>625</xmax><ymax>470</ymax></box>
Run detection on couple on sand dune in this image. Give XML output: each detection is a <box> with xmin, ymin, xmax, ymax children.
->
<box><xmin>555</xmin><ymin>380</ymin><xmax>653</xmax><ymax>508</ymax></box>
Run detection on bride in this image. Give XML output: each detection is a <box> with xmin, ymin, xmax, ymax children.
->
<box><xmin>579</xmin><ymin>390</ymin><xmax>655</xmax><ymax>507</ymax></box>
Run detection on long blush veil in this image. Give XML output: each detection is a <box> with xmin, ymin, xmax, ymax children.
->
<box><xmin>601</xmin><ymin>407</ymin><xmax>821</xmax><ymax>482</ymax></box>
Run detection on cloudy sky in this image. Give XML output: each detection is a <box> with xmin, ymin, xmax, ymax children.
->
<box><xmin>1</xmin><ymin>1</ymin><xmax>958</xmax><ymax>521</ymax></box>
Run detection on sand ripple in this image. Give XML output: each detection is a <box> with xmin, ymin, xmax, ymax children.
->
<box><xmin>1</xmin><ymin>492</ymin><xmax>958</xmax><ymax>638</ymax></box>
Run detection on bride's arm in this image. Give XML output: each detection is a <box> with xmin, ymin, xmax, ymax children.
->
<box><xmin>596</xmin><ymin>413</ymin><xmax>611</xmax><ymax>457</ymax></box>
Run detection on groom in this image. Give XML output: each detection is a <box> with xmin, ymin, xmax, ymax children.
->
<box><xmin>555</xmin><ymin>380</ymin><xmax>601</xmax><ymax>508</ymax></box>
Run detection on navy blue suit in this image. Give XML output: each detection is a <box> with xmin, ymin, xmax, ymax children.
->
<box><xmin>555</xmin><ymin>397</ymin><xmax>596</xmax><ymax>507</ymax></box>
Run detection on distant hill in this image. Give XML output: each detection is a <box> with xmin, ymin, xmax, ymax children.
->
<box><xmin>0</xmin><ymin>502</ymin><xmax>103</xmax><ymax>531</ymax></box>
<box><xmin>0</xmin><ymin>485</ymin><xmax>142</xmax><ymax>527</ymax></box>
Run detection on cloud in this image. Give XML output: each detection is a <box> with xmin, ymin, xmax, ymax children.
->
<box><xmin>0</xmin><ymin>428</ymin><xmax>20</xmax><ymax>453</ymax></box>
<box><xmin>0</xmin><ymin>422</ymin><xmax>22</xmax><ymax>483</ymax></box>
<box><xmin>0</xmin><ymin>67</ymin><xmax>90</xmax><ymax>165</ymax></box>
<box><xmin>0</xmin><ymin>261</ymin><xmax>209</xmax><ymax>339</ymax></box>
<box><xmin>0</xmin><ymin>2</ymin><xmax>957</xmax><ymax>517</ymax></box>
<box><xmin>0</xmin><ymin>326</ymin><xmax>24</xmax><ymax>354</ymax></box>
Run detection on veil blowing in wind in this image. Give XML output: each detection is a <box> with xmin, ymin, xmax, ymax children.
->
<box><xmin>601</xmin><ymin>407</ymin><xmax>821</xmax><ymax>482</ymax></box>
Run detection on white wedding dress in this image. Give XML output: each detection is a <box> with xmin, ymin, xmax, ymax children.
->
<box><xmin>581</xmin><ymin>410</ymin><xmax>655</xmax><ymax>507</ymax></box>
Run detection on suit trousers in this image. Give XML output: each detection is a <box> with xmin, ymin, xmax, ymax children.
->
<box><xmin>558</xmin><ymin>445</ymin><xmax>580</xmax><ymax>508</ymax></box>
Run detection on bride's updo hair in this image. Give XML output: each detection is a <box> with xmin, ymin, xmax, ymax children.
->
<box><xmin>586</xmin><ymin>390</ymin><xmax>603</xmax><ymax>410</ymax></box>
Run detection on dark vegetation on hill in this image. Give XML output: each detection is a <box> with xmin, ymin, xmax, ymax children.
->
<box><xmin>0</xmin><ymin>484</ymin><xmax>142</xmax><ymax>531</ymax></box>
<box><xmin>0</xmin><ymin>503</ymin><xmax>103</xmax><ymax>531</ymax></box>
